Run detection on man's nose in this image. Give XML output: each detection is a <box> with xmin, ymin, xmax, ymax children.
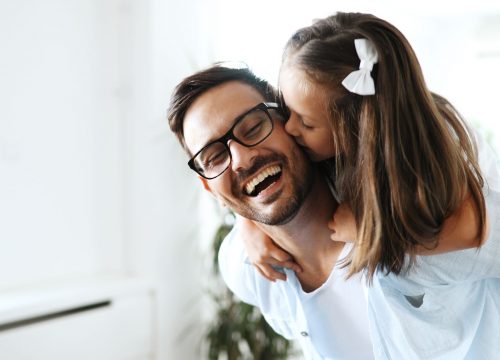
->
<box><xmin>228</xmin><ymin>140</ymin><xmax>258</xmax><ymax>172</ymax></box>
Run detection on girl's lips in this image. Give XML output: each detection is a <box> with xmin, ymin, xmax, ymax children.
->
<box><xmin>301</xmin><ymin>145</ymin><xmax>313</xmax><ymax>156</ymax></box>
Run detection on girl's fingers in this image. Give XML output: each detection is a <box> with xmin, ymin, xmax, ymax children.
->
<box><xmin>256</xmin><ymin>263</ymin><xmax>287</xmax><ymax>281</ymax></box>
<box><xmin>255</xmin><ymin>266</ymin><xmax>275</xmax><ymax>282</ymax></box>
<box><xmin>269</xmin><ymin>247</ymin><xmax>294</xmax><ymax>262</ymax></box>
<box><xmin>264</xmin><ymin>258</ymin><xmax>303</xmax><ymax>274</ymax></box>
<box><xmin>280</xmin><ymin>260</ymin><xmax>303</xmax><ymax>273</ymax></box>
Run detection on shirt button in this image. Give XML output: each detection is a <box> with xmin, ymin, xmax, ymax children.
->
<box><xmin>300</xmin><ymin>331</ymin><xmax>308</xmax><ymax>337</ymax></box>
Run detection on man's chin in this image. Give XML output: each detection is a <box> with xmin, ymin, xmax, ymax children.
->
<box><xmin>240</xmin><ymin>195</ymin><xmax>301</xmax><ymax>226</ymax></box>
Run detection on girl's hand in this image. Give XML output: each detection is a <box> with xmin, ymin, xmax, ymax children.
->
<box><xmin>328</xmin><ymin>202</ymin><xmax>357</xmax><ymax>243</ymax></box>
<box><xmin>240</xmin><ymin>218</ymin><xmax>302</xmax><ymax>281</ymax></box>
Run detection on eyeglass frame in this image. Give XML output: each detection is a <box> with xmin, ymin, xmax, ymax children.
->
<box><xmin>187</xmin><ymin>102</ymin><xmax>280</xmax><ymax>179</ymax></box>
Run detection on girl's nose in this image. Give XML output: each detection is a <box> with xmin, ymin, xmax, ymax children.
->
<box><xmin>285</xmin><ymin>113</ymin><xmax>300</xmax><ymax>137</ymax></box>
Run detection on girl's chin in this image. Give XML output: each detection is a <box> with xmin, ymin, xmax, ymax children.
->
<box><xmin>305</xmin><ymin>148</ymin><xmax>330</xmax><ymax>162</ymax></box>
<box><xmin>296</xmin><ymin>142</ymin><xmax>332</xmax><ymax>162</ymax></box>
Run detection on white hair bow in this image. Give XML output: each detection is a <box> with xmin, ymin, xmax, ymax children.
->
<box><xmin>341</xmin><ymin>39</ymin><xmax>378</xmax><ymax>96</ymax></box>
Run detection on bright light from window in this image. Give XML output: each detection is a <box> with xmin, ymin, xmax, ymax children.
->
<box><xmin>200</xmin><ymin>0</ymin><xmax>500</xmax><ymax>153</ymax></box>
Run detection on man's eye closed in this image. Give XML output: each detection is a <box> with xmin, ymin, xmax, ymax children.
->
<box><xmin>243</xmin><ymin>121</ymin><xmax>264</xmax><ymax>138</ymax></box>
<box><xmin>206</xmin><ymin>151</ymin><xmax>227</xmax><ymax>165</ymax></box>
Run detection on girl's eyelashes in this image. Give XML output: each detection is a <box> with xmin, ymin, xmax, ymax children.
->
<box><xmin>299</xmin><ymin>116</ymin><xmax>314</xmax><ymax>129</ymax></box>
<box><xmin>281</xmin><ymin>100</ymin><xmax>314</xmax><ymax>129</ymax></box>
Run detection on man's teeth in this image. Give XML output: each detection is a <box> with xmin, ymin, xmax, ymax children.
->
<box><xmin>245</xmin><ymin>165</ymin><xmax>281</xmax><ymax>195</ymax></box>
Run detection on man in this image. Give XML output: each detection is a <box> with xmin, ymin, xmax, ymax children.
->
<box><xmin>168</xmin><ymin>65</ymin><xmax>373</xmax><ymax>360</ymax></box>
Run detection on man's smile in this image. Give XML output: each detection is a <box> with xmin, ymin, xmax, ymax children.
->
<box><xmin>243</xmin><ymin>164</ymin><xmax>282</xmax><ymax>197</ymax></box>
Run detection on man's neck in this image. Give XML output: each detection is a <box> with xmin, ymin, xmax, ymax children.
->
<box><xmin>257</xmin><ymin>170</ymin><xmax>344</xmax><ymax>291</ymax></box>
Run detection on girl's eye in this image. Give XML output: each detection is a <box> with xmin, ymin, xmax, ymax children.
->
<box><xmin>300</xmin><ymin>119</ymin><xmax>314</xmax><ymax>129</ymax></box>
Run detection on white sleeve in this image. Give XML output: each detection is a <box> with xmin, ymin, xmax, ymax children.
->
<box><xmin>218</xmin><ymin>221</ymin><xmax>259</xmax><ymax>306</ymax></box>
<box><xmin>217</xmin><ymin>220</ymin><xmax>297</xmax><ymax>341</ymax></box>
<box><xmin>473</xmin><ymin>127</ymin><xmax>500</xmax><ymax>193</ymax></box>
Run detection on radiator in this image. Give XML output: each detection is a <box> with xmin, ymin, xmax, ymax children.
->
<box><xmin>0</xmin><ymin>277</ymin><xmax>155</xmax><ymax>360</ymax></box>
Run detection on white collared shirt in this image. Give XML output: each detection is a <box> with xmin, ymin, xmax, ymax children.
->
<box><xmin>219</xmin><ymin>232</ymin><xmax>373</xmax><ymax>360</ymax></box>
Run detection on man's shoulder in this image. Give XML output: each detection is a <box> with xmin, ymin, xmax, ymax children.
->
<box><xmin>218</xmin><ymin>225</ymin><xmax>297</xmax><ymax>314</ymax></box>
<box><xmin>218</xmin><ymin>226</ymin><xmax>298</xmax><ymax>340</ymax></box>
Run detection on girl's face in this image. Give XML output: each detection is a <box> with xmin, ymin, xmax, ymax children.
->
<box><xmin>279</xmin><ymin>65</ymin><xmax>336</xmax><ymax>162</ymax></box>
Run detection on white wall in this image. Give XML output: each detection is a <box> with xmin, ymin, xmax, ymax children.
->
<box><xmin>120</xmin><ymin>0</ymin><xmax>213</xmax><ymax>358</ymax></box>
<box><xmin>0</xmin><ymin>0</ymin><xmax>126</xmax><ymax>290</ymax></box>
<box><xmin>0</xmin><ymin>1</ymin><xmax>209</xmax><ymax>359</ymax></box>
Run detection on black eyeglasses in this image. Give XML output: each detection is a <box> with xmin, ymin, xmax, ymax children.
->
<box><xmin>188</xmin><ymin>102</ymin><xmax>279</xmax><ymax>179</ymax></box>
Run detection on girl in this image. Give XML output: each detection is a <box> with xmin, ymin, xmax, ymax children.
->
<box><xmin>243</xmin><ymin>12</ymin><xmax>491</xmax><ymax>281</ymax></box>
<box><xmin>232</xmin><ymin>12</ymin><xmax>500</xmax><ymax>358</ymax></box>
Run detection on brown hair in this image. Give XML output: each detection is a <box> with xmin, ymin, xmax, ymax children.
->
<box><xmin>168</xmin><ymin>64</ymin><xmax>277</xmax><ymax>154</ymax></box>
<box><xmin>282</xmin><ymin>12</ymin><xmax>486</xmax><ymax>280</ymax></box>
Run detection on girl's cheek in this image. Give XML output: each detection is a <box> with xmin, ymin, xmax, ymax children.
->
<box><xmin>308</xmin><ymin>137</ymin><xmax>334</xmax><ymax>162</ymax></box>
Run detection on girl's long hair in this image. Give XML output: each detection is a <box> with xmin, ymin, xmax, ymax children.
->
<box><xmin>282</xmin><ymin>12</ymin><xmax>486</xmax><ymax>280</ymax></box>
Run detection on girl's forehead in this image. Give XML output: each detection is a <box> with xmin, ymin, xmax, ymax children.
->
<box><xmin>279</xmin><ymin>65</ymin><xmax>324</xmax><ymax>97</ymax></box>
<box><xmin>279</xmin><ymin>64</ymin><xmax>305</xmax><ymax>86</ymax></box>
<box><xmin>279</xmin><ymin>67</ymin><xmax>328</xmax><ymax>110</ymax></box>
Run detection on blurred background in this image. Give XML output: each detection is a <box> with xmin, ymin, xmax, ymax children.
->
<box><xmin>0</xmin><ymin>0</ymin><xmax>498</xmax><ymax>359</ymax></box>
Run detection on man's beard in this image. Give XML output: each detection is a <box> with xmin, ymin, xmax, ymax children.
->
<box><xmin>248</xmin><ymin>189</ymin><xmax>305</xmax><ymax>225</ymax></box>
<box><xmin>222</xmin><ymin>147</ymin><xmax>314</xmax><ymax>225</ymax></box>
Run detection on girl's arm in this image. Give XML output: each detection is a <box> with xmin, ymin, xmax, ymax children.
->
<box><xmin>239</xmin><ymin>217</ymin><xmax>302</xmax><ymax>281</ymax></box>
<box><xmin>328</xmin><ymin>197</ymin><xmax>490</xmax><ymax>254</ymax></box>
<box><xmin>416</xmin><ymin>193</ymin><xmax>490</xmax><ymax>255</ymax></box>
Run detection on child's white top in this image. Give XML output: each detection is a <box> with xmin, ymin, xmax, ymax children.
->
<box><xmin>368</xmin><ymin>129</ymin><xmax>500</xmax><ymax>359</ymax></box>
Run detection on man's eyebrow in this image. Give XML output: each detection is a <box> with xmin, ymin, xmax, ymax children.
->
<box><xmin>197</xmin><ymin>103</ymin><xmax>259</xmax><ymax>150</ymax></box>
<box><xmin>193</xmin><ymin>110</ymin><xmax>241</xmax><ymax>153</ymax></box>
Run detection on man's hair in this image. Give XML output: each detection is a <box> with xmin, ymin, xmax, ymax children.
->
<box><xmin>283</xmin><ymin>12</ymin><xmax>486</xmax><ymax>280</ymax></box>
<box><xmin>168</xmin><ymin>64</ymin><xmax>277</xmax><ymax>154</ymax></box>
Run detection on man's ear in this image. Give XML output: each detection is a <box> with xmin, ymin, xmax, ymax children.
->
<box><xmin>198</xmin><ymin>176</ymin><xmax>212</xmax><ymax>193</ymax></box>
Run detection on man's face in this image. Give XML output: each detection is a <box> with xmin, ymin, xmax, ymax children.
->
<box><xmin>183</xmin><ymin>81</ymin><xmax>314</xmax><ymax>225</ymax></box>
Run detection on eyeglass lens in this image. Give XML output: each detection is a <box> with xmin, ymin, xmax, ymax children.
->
<box><xmin>193</xmin><ymin>107</ymin><xmax>273</xmax><ymax>178</ymax></box>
